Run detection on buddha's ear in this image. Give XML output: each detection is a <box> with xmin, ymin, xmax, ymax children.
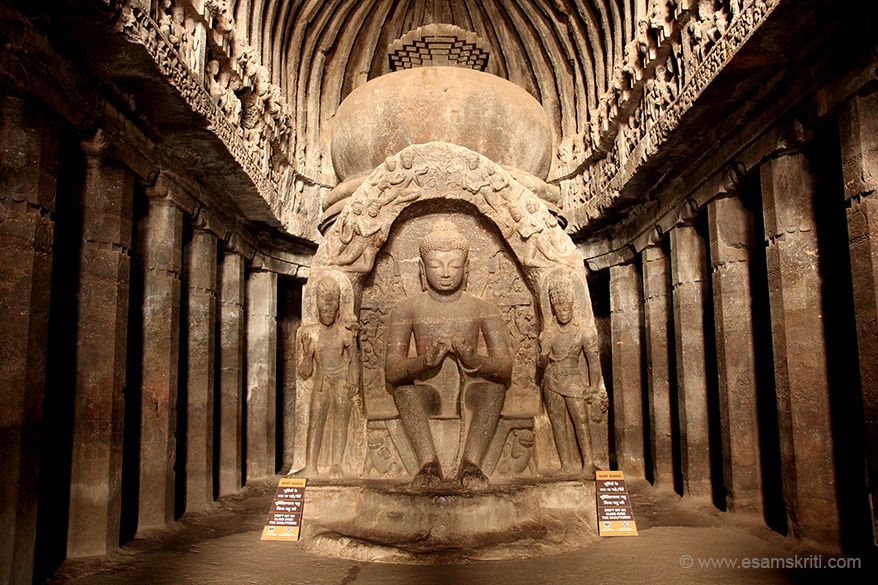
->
<box><xmin>418</xmin><ymin>257</ymin><xmax>427</xmax><ymax>291</ymax></box>
<box><xmin>462</xmin><ymin>258</ymin><xmax>469</xmax><ymax>291</ymax></box>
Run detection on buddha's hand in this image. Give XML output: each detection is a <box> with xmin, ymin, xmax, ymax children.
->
<box><xmin>451</xmin><ymin>337</ymin><xmax>481</xmax><ymax>370</ymax></box>
<box><xmin>425</xmin><ymin>338</ymin><xmax>451</xmax><ymax>368</ymax></box>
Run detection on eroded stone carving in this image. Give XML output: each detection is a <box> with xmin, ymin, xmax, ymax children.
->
<box><xmin>539</xmin><ymin>272</ymin><xmax>608</xmax><ymax>475</ymax></box>
<box><xmin>295</xmin><ymin>273</ymin><xmax>362</xmax><ymax>476</ymax></box>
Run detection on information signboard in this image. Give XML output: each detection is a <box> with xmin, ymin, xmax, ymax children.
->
<box><xmin>595</xmin><ymin>470</ymin><xmax>638</xmax><ymax>537</ymax></box>
<box><xmin>261</xmin><ymin>477</ymin><xmax>306</xmax><ymax>541</ymax></box>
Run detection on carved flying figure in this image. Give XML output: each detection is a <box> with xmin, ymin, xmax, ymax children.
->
<box><xmin>369</xmin><ymin>151</ymin><xmax>426</xmax><ymax>207</ymax></box>
<box><xmin>384</xmin><ymin>221</ymin><xmax>512</xmax><ymax>489</ymax></box>
<box><xmin>463</xmin><ymin>156</ymin><xmax>515</xmax><ymax>235</ymax></box>
<box><xmin>332</xmin><ymin>200</ymin><xmax>385</xmax><ymax>272</ymax></box>
<box><xmin>539</xmin><ymin>274</ymin><xmax>608</xmax><ymax>475</ymax></box>
<box><xmin>297</xmin><ymin>276</ymin><xmax>358</xmax><ymax>476</ymax></box>
<box><xmin>512</xmin><ymin>197</ymin><xmax>581</xmax><ymax>269</ymax></box>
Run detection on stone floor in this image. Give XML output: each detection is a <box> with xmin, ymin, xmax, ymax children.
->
<box><xmin>45</xmin><ymin>479</ymin><xmax>871</xmax><ymax>585</ymax></box>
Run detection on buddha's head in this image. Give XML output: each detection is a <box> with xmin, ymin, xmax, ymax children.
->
<box><xmin>418</xmin><ymin>220</ymin><xmax>469</xmax><ymax>295</ymax></box>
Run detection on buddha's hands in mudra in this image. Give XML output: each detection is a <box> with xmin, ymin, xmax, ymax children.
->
<box><xmin>423</xmin><ymin>336</ymin><xmax>481</xmax><ymax>371</ymax></box>
<box><xmin>451</xmin><ymin>336</ymin><xmax>482</xmax><ymax>371</ymax></box>
<box><xmin>424</xmin><ymin>337</ymin><xmax>452</xmax><ymax>368</ymax></box>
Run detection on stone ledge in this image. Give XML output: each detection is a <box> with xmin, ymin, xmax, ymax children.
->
<box><xmin>298</xmin><ymin>480</ymin><xmax>598</xmax><ymax>563</ymax></box>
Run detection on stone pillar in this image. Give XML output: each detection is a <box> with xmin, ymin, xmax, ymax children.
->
<box><xmin>707</xmin><ymin>192</ymin><xmax>762</xmax><ymax>515</ymax></box>
<box><xmin>642</xmin><ymin>243</ymin><xmax>674</xmax><ymax>489</ymax></box>
<box><xmin>183</xmin><ymin>227</ymin><xmax>217</xmax><ymax>512</ymax></box>
<box><xmin>246</xmin><ymin>269</ymin><xmax>278</xmax><ymax>481</ymax></box>
<box><xmin>839</xmin><ymin>90</ymin><xmax>878</xmax><ymax>541</ymax></box>
<box><xmin>137</xmin><ymin>179</ymin><xmax>184</xmax><ymax>532</ymax></box>
<box><xmin>279</xmin><ymin>281</ymin><xmax>303</xmax><ymax>470</ymax></box>
<box><xmin>609</xmin><ymin>261</ymin><xmax>645</xmax><ymax>479</ymax></box>
<box><xmin>67</xmin><ymin>133</ymin><xmax>133</xmax><ymax>557</ymax></box>
<box><xmin>760</xmin><ymin>130</ymin><xmax>840</xmax><ymax>545</ymax></box>
<box><xmin>669</xmin><ymin>223</ymin><xmax>711</xmax><ymax>500</ymax></box>
<box><xmin>218</xmin><ymin>251</ymin><xmax>245</xmax><ymax>496</ymax></box>
<box><xmin>0</xmin><ymin>95</ymin><xmax>57</xmax><ymax>585</ymax></box>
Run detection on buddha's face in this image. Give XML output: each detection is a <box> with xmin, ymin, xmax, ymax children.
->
<box><xmin>317</xmin><ymin>291</ymin><xmax>339</xmax><ymax>326</ymax></box>
<box><xmin>422</xmin><ymin>249</ymin><xmax>467</xmax><ymax>293</ymax></box>
<box><xmin>552</xmin><ymin>298</ymin><xmax>574</xmax><ymax>325</ymax></box>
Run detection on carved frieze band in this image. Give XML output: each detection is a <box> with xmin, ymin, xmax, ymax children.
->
<box><xmin>111</xmin><ymin>3</ymin><xmax>327</xmax><ymax>239</ymax></box>
<box><xmin>561</xmin><ymin>0</ymin><xmax>779</xmax><ymax>225</ymax></box>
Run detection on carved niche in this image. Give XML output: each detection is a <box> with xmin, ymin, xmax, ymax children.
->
<box><xmin>292</xmin><ymin>142</ymin><xmax>606</xmax><ymax>483</ymax></box>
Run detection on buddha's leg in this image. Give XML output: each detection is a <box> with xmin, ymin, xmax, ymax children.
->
<box><xmin>461</xmin><ymin>382</ymin><xmax>505</xmax><ymax>468</ymax></box>
<box><xmin>393</xmin><ymin>384</ymin><xmax>439</xmax><ymax>469</ymax></box>
<box><xmin>566</xmin><ymin>396</ymin><xmax>595</xmax><ymax>474</ymax></box>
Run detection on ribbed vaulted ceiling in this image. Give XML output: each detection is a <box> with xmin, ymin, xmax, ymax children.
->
<box><xmin>229</xmin><ymin>0</ymin><xmax>646</xmax><ymax>180</ymax></box>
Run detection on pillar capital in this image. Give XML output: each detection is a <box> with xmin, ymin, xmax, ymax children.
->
<box><xmin>227</xmin><ymin>232</ymin><xmax>256</xmax><ymax>262</ymax></box>
<box><xmin>635</xmin><ymin>225</ymin><xmax>664</xmax><ymax>255</ymax></box>
<box><xmin>839</xmin><ymin>90</ymin><xmax>878</xmax><ymax>201</ymax></box>
<box><xmin>79</xmin><ymin>128</ymin><xmax>112</xmax><ymax>166</ymax></box>
<box><xmin>145</xmin><ymin>173</ymin><xmax>199</xmax><ymax>215</ymax></box>
<box><xmin>770</xmin><ymin>117</ymin><xmax>815</xmax><ymax>158</ymax></box>
<box><xmin>586</xmin><ymin>245</ymin><xmax>635</xmax><ymax>272</ymax></box>
<box><xmin>667</xmin><ymin>199</ymin><xmax>699</xmax><ymax>231</ymax></box>
<box><xmin>192</xmin><ymin>207</ymin><xmax>231</xmax><ymax>242</ymax></box>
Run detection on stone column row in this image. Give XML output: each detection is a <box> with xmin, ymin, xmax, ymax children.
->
<box><xmin>616</xmin><ymin>123</ymin><xmax>845</xmax><ymax>546</ymax></box>
<box><xmin>58</xmin><ymin>168</ymin><xmax>281</xmax><ymax>551</ymax></box>
<box><xmin>0</xmin><ymin>93</ymin><xmax>288</xmax><ymax>574</ymax></box>
<box><xmin>134</xmin><ymin>180</ymin><xmax>281</xmax><ymax>534</ymax></box>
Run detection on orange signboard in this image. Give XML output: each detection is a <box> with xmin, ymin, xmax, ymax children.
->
<box><xmin>596</xmin><ymin>470</ymin><xmax>638</xmax><ymax>537</ymax></box>
<box><xmin>261</xmin><ymin>477</ymin><xmax>306</xmax><ymax>541</ymax></box>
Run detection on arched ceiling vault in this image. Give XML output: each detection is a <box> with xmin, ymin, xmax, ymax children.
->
<box><xmin>229</xmin><ymin>0</ymin><xmax>645</xmax><ymax>181</ymax></box>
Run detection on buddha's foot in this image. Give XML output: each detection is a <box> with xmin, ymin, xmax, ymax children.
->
<box><xmin>411</xmin><ymin>460</ymin><xmax>444</xmax><ymax>489</ymax></box>
<box><xmin>459</xmin><ymin>460</ymin><xmax>489</xmax><ymax>490</ymax></box>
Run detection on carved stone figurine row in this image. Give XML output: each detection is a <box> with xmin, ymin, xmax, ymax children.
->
<box><xmin>330</xmin><ymin>153</ymin><xmax>582</xmax><ymax>273</ymax></box>
<box><xmin>559</xmin><ymin>0</ymin><xmax>773</xmax><ymax>211</ymax></box>
<box><xmin>297</xmin><ymin>221</ymin><xmax>608</xmax><ymax>487</ymax></box>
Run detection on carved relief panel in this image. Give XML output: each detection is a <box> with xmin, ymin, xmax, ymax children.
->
<box><xmin>292</xmin><ymin>143</ymin><xmax>606</xmax><ymax>485</ymax></box>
